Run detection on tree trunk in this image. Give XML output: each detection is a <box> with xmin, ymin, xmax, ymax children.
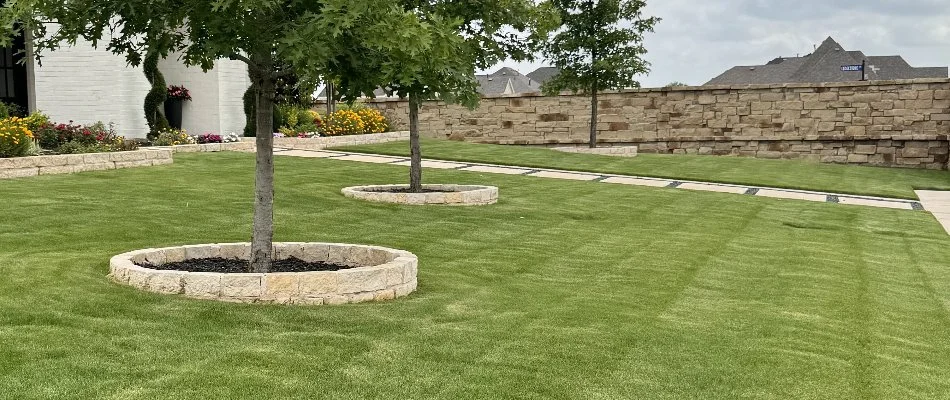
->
<box><xmin>408</xmin><ymin>94</ymin><xmax>422</xmax><ymax>193</ymax></box>
<box><xmin>589</xmin><ymin>83</ymin><xmax>598</xmax><ymax>148</ymax></box>
<box><xmin>249</xmin><ymin>70</ymin><xmax>276</xmax><ymax>273</ymax></box>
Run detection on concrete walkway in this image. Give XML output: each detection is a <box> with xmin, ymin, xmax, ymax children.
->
<box><xmin>275</xmin><ymin>148</ymin><xmax>950</xmax><ymax>223</ymax></box>
<box><xmin>916</xmin><ymin>191</ymin><xmax>950</xmax><ymax>234</ymax></box>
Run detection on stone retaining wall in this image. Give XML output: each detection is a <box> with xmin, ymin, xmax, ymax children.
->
<box><xmin>0</xmin><ymin>149</ymin><xmax>173</xmax><ymax>179</ymax></box>
<box><xmin>349</xmin><ymin>79</ymin><xmax>950</xmax><ymax>169</ymax></box>
<box><xmin>157</xmin><ymin>142</ymin><xmax>256</xmax><ymax>153</ymax></box>
<box><xmin>273</xmin><ymin>131</ymin><xmax>409</xmax><ymax>150</ymax></box>
<box><xmin>0</xmin><ymin>133</ymin><xmax>411</xmax><ymax>180</ymax></box>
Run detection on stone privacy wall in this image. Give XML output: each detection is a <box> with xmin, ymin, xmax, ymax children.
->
<box><xmin>0</xmin><ymin>149</ymin><xmax>173</xmax><ymax>179</ymax></box>
<box><xmin>347</xmin><ymin>79</ymin><xmax>950</xmax><ymax>169</ymax></box>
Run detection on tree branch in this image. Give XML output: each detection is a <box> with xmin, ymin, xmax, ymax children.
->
<box><xmin>228</xmin><ymin>52</ymin><xmax>255</xmax><ymax>68</ymax></box>
<box><xmin>269</xmin><ymin>67</ymin><xmax>295</xmax><ymax>79</ymax></box>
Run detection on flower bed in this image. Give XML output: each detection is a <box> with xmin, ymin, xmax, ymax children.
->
<box><xmin>275</xmin><ymin>103</ymin><xmax>389</xmax><ymax>138</ymax></box>
<box><xmin>109</xmin><ymin>242</ymin><xmax>419</xmax><ymax>305</ymax></box>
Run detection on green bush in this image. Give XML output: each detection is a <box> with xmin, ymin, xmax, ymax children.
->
<box><xmin>275</xmin><ymin>104</ymin><xmax>321</xmax><ymax>136</ymax></box>
<box><xmin>0</xmin><ymin>102</ymin><xmax>24</xmax><ymax>119</ymax></box>
<box><xmin>55</xmin><ymin>141</ymin><xmax>103</xmax><ymax>154</ymax></box>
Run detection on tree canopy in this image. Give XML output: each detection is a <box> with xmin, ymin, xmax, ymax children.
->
<box><xmin>0</xmin><ymin>0</ymin><xmax>468</xmax><ymax>271</ymax></box>
<box><xmin>540</xmin><ymin>0</ymin><xmax>659</xmax><ymax>147</ymax></box>
<box><xmin>541</xmin><ymin>0</ymin><xmax>659</xmax><ymax>95</ymax></box>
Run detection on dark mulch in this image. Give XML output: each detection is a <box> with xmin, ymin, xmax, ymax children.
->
<box><xmin>375</xmin><ymin>188</ymin><xmax>454</xmax><ymax>193</ymax></box>
<box><xmin>138</xmin><ymin>257</ymin><xmax>358</xmax><ymax>273</ymax></box>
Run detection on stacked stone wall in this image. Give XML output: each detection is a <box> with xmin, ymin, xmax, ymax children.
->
<box><xmin>336</xmin><ymin>79</ymin><xmax>950</xmax><ymax>169</ymax></box>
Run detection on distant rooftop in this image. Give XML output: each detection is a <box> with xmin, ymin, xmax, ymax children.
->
<box><xmin>475</xmin><ymin>67</ymin><xmax>541</xmax><ymax>95</ymax></box>
<box><xmin>526</xmin><ymin>67</ymin><xmax>560</xmax><ymax>85</ymax></box>
<box><xmin>705</xmin><ymin>37</ymin><xmax>948</xmax><ymax>86</ymax></box>
<box><xmin>316</xmin><ymin>67</ymin><xmax>558</xmax><ymax>100</ymax></box>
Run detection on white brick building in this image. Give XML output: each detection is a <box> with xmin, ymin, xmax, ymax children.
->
<box><xmin>3</xmin><ymin>29</ymin><xmax>250</xmax><ymax>138</ymax></box>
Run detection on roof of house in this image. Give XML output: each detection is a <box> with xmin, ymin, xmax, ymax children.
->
<box><xmin>526</xmin><ymin>67</ymin><xmax>560</xmax><ymax>85</ymax></box>
<box><xmin>476</xmin><ymin>67</ymin><xmax>541</xmax><ymax>95</ymax></box>
<box><xmin>705</xmin><ymin>37</ymin><xmax>948</xmax><ymax>85</ymax></box>
<box><xmin>316</xmin><ymin>67</ymin><xmax>547</xmax><ymax>99</ymax></box>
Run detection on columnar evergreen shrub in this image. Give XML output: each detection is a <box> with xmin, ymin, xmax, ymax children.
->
<box><xmin>143</xmin><ymin>52</ymin><xmax>170</xmax><ymax>140</ymax></box>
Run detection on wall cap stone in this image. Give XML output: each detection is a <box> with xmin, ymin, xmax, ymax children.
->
<box><xmin>326</xmin><ymin>78</ymin><xmax>950</xmax><ymax>103</ymax></box>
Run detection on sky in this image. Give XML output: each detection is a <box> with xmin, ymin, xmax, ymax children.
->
<box><xmin>484</xmin><ymin>0</ymin><xmax>950</xmax><ymax>87</ymax></box>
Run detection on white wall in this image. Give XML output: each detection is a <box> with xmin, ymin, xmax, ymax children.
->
<box><xmin>217</xmin><ymin>60</ymin><xmax>251</xmax><ymax>135</ymax></box>
<box><xmin>32</xmin><ymin>26</ymin><xmax>151</xmax><ymax>138</ymax></box>
<box><xmin>32</xmin><ymin>25</ymin><xmax>249</xmax><ymax>138</ymax></box>
<box><xmin>159</xmin><ymin>54</ymin><xmax>249</xmax><ymax>136</ymax></box>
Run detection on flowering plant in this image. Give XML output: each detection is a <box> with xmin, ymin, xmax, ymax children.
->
<box><xmin>356</xmin><ymin>108</ymin><xmax>388</xmax><ymax>133</ymax></box>
<box><xmin>153</xmin><ymin>128</ymin><xmax>194</xmax><ymax>146</ymax></box>
<box><xmin>223</xmin><ymin>132</ymin><xmax>241</xmax><ymax>143</ymax></box>
<box><xmin>322</xmin><ymin>109</ymin><xmax>365</xmax><ymax>136</ymax></box>
<box><xmin>33</xmin><ymin>120</ymin><xmax>133</xmax><ymax>154</ymax></box>
<box><xmin>167</xmin><ymin>85</ymin><xmax>192</xmax><ymax>101</ymax></box>
<box><xmin>0</xmin><ymin>117</ymin><xmax>34</xmax><ymax>158</ymax></box>
<box><xmin>196</xmin><ymin>133</ymin><xmax>222</xmax><ymax>144</ymax></box>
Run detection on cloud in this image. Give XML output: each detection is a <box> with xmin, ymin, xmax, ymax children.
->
<box><xmin>487</xmin><ymin>0</ymin><xmax>950</xmax><ymax>87</ymax></box>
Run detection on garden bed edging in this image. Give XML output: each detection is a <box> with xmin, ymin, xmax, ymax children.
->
<box><xmin>109</xmin><ymin>242</ymin><xmax>418</xmax><ymax>305</ymax></box>
<box><xmin>0</xmin><ymin>148</ymin><xmax>173</xmax><ymax>179</ymax></box>
<box><xmin>342</xmin><ymin>184</ymin><xmax>499</xmax><ymax>205</ymax></box>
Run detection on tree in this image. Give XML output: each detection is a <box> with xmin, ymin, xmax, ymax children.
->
<box><xmin>665</xmin><ymin>81</ymin><xmax>689</xmax><ymax>87</ymax></box>
<box><xmin>332</xmin><ymin>0</ymin><xmax>558</xmax><ymax>192</ymax></box>
<box><xmin>1</xmin><ymin>0</ymin><xmax>443</xmax><ymax>272</ymax></box>
<box><xmin>541</xmin><ymin>0</ymin><xmax>659</xmax><ymax>148</ymax></box>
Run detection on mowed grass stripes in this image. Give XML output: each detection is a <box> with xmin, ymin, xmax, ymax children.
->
<box><xmin>0</xmin><ymin>152</ymin><xmax>948</xmax><ymax>399</ymax></box>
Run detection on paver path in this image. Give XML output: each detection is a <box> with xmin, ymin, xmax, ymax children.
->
<box><xmin>276</xmin><ymin>148</ymin><xmax>949</xmax><ymax>227</ymax></box>
<box><xmin>916</xmin><ymin>191</ymin><xmax>950</xmax><ymax>234</ymax></box>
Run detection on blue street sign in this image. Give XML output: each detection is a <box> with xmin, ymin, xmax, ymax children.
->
<box><xmin>841</xmin><ymin>65</ymin><xmax>863</xmax><ymax>72</ymax></box>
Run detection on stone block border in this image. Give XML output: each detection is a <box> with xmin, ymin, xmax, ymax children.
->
<box><xmin>148</xmin><ymin>132</ymin><xmax>409</xmax><ymax>153</ymax></box>
<box><xmin>109</xmin><ymin>242</ymin><xmax>418</xmax><ymax>305</ymax></box>
<box><xmin>1</xmin><ymin>132</ymin><xmax>412</xmax><ymax>180</ymax></box>
<box><xmin>152</xmin><ymin>142</ymin><xmax>256</xmax><ymax>153</ymax></box>
<box><xmin>273</xmin><ymin>131</ymin><xmax>409</xmax><ymax>150</ymax></box>
<box><xmin>553</xmin><ymin>146</ymin><xmax>638</xmax><ymax>157</ymax></box>
<box><xmin>342</xmin><ymin>184</ymin><xmax>499</xmax><ymax>205</ymax></box>
<box><xmin>0</xmin><ymin>148</ymin><xmax>173</xmax><ymax>180</ymax></box>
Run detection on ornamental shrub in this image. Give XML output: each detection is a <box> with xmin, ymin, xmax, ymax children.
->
<box><xmin>322</xmin><ymin>109</ymin><xmax>365</xmax><ymax>136</ymax></box>
<box><xmin>153</xmin><ymin>128</ymin><xmax>194</xmax><ymax>146</ymax></box>
<box><xmin>143</xmin><ymin>52</ymin><xmax>170</xmax><ymax>139</ymax></box>
<box><xmin>23</xmin><ymin>112</ymin><xmax>50</xmax><ymax>132</ymax></box>
<box><xmin>276</xmin><ymin>104</ymin><xmax>322</xmax><ymax>136</ymax></box>
<box><xmin>0</xmin><ymin>101</ymin><xmax>24</xmax><ymax>119</ymax></box>
<box><xmin>0</xmin><ymin>117</ymin><xmax>34</xmax><ymax>158</ymax></box>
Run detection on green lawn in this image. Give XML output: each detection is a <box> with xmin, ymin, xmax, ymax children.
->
<box><xmin>336</xmin><ymin>138</ymin><xmax>950</xmax><ymax>199</ymax></box>
<box><xmin>2</xmin><ymin>152</ymin><xmax>950</xmax><ymax>399</ymax></box>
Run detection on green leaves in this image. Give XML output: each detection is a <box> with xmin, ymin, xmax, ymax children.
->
<box><xmin>541</xmin><ymin>0</ymin><xmax>660</xmax><ymax>95</ymax></box>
